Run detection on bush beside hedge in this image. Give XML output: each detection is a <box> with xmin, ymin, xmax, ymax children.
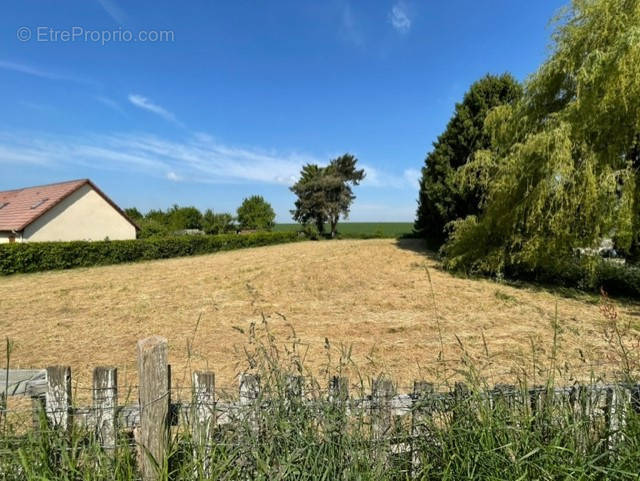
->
<box><xmin>0</xmin><ymin>231</ymin><xmax>299</xmax><ymax>275</ymax></box>
<box><xmin>593</xmin><ymin>261</ymin><xmax>640</xmax><ymax>298</ymax></box>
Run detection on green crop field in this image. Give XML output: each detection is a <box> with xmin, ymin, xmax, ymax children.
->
<box><xmin>274</xmin><ymin>222</ymin><xmax>414</xmax><ymax>237</ymax></box>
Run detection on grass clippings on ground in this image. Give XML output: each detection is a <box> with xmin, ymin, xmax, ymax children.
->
<box><xmin>1</xmin><ymin>238</ymin><xmax>639</xmax><ymax>397</ymax></box>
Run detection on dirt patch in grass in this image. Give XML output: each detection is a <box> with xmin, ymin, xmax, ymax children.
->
<box><xmin>1</xmin><ymin>239</ymin><xmax>638</xmax><ymax>398</ymax></box>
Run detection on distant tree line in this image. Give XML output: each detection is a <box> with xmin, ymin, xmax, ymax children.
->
<box><xmin>125</xmin><ymin>153</ymin><xmax>366</xmax><ymax>241</ymax></box>
<box><xmin>125</xmin><ymin>196</ymin><xmax>275</xmax><ymax>239</ymax></box>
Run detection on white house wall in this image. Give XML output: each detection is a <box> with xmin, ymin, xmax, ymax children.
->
<box><xmin>22</xmin><ymin>184</ymin><xmax>136</xmax><ymax>242</ymax></box>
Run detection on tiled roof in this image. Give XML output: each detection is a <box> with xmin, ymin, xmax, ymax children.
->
<box><xmin>0</xmin><ymin>179</ymin><xmax>138</xmax><ymax>232</ymax></box>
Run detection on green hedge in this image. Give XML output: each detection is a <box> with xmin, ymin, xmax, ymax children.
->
<box><xmin>591</xmin><ymin>261</ymin><xmax>640</xmax><ymax>298</ymax></box>
<box><xmin>0</xmin><ymin>231</ymin><xmax>300</xmax><ymax>275</ymax></box>
<box><xmin>504</xmin><ymin>257</ymin><xmax>640</xmax><ymax>299</ymax></box>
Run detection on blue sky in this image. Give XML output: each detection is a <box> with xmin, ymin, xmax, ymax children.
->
<box><xmin>0</xmin><ymin>0</ymin><xmax>566</xmax><ymax>222</ymax></box>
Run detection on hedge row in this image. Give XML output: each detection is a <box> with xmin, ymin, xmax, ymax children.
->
<box><xmin>504</xmin><ymin>257</ymin><xmax>640</xmax><ymax>299</ymax></box>
<box><xmin>0</xmin><ymin>231</ymin><xmax>300</xmax><ymax>275</ymax></box>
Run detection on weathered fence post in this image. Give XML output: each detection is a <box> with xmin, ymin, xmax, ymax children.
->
<box><xmin>371</xmin><ymin>377</ymin><xmax>394</xmax><ymax>464</ymax></box>
<box><xmin>0</xmin><ymin>392</ymin><xmax>5</xmax><ymax>427</ymax></box>
<box><xmin>529</xmin><ymin>384</ymin><xmax>545</xmax><ymax>423</ymax></box>
<box><xmin>239</xmin><ymin>374</ymin><xmax>260</xmax><ymax>404</ymax></box>
<box><xmin>286</xmin><ymin>375</ymin><xmax>304</xmax><ymax>399</ymax></box>
<box><xmin>192</xmin><ymin>371</ymin><xmax>215</xmax><ymax>476</ymax></box>
<box><xmin>454</xmin><ymin>381</ymin><xmax>469</xmax><ymax>399</ymax></box>
<box><xmin>237</xmin><ymin>374</ymin><xmax>260</xmax><ymax>472</ymax></box>
<box><xmin>93</xmin><ymin>367</ymin><xmax>117</xmax><ymax>451</ymax></box>
<box><xmin>285</xmin><ymin>374</ymin><xmax>304</xmax><ymax>413</ymax></box>
<box><xmin>630</xmin><ymin>384</ymin><xmax>640</xmax><ymax>413</ymax></box>
<box><xmin>491</xmin><ymin>383</ymin><xmax>519</xmax><ymax>428</ymax></box>
<box><xmin>490</xmin><ymin>384</ymin><xmax>516</xmax><ymax>410</ymax></box>
<box><xmin>568</xmin><ymin>384</ymin><xmax>586</xmax><ymax>452</ymax></box>
<box><xmin>452</xmin><ymin>381</ymin><xmax>469</xmax><ymax>421</ymax></box>
<box><xmin>328</xmin><ymin>376</ymin><xmax>349</xmax><ymax>442</ymax></box>
<box><xmin>606</xmin><ymin>384</ymin><xmax>629</xmax><ymax>453</ymax></box>
<box><xmin>31</xmin><ymin>395</ymin><xmax>46</xmax><ymax>431</ymax></box>
<box><xmin>46</xmin><ymin>366</ymin><xmax>72</xmax><ymax>432</ymax></box>
<box><xmin>137</xmin><ymin>336</ymin><xmax>170</xmax><ymax>481</ymax></box>
<box><xmin>193</xmin><ymin>371</ymin><xmax>215</xmax><ymax>443</ymax></box>
<box><xmin>411</xmin><ymin>381</ymin><xmax>434</xmax><ymax>478</ymax></box>
<box><xmin>584</xmin><ymin>382</ymin><xmax>607</xmax><ymax>450</ymax></box>
<box><xmin>239</xmin><ymin>374</ymin><xmax>260</xmax><ymax>434</ymax></box>
<box><xmin>329</xmin><ymin>376</ymin><xmax>349</xmax><ymax>404</ymax></box>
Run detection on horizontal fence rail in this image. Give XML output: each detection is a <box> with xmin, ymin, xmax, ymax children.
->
<box><xmin>1</xmin><ymin>369</ymin><xmax>46</xmax><ymax>397</ymax></box>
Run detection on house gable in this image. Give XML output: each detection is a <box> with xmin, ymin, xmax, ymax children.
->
<box><xmin>23</xmin><ymin>183</ymin><xmax>137</xmax><ymax>242</ymax></box>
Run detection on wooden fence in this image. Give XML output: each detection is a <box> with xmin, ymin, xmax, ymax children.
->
<box><xmin>1</xmin><ymin>335</ymin><xmax>639</xmax><ymax>480</ymax></box>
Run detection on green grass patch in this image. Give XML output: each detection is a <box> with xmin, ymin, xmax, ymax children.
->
<box><xmin>494</xmin><ymin>289</ymin><xmax>519</xmax><ymax>305</ymax></box>
<box><xmin>274</xmin><ymin>222</ymin><xmax>414</xmax><ymax>238</ymax></box>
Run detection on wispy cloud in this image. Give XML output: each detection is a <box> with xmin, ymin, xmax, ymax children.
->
<box><xmin>389</xmin><ymin>2</ymin><xmax>411</xmax><ymax>33</ymax></box>
<box><xmin>361</xmin><ymin>164</ymin><xmax>399</xmax><ymax>187</ymax></box>
<box><xmin>97</xmin><ymin>0</ymin><xmax>128</xmax><ymax>24</ymax></box>
<box><xmin>128</xmin><ymin>94</ymin><xmax>183</xmax><ymax>127</ymax></box>
<box><xmin>96</xmin><ymin>96</ymin><xmax>126</xmax><ymax>115</ymax></box>
<box><xmin>403</xmin><ymin>168</ymin><xmax>421</xmax><ymax>188</ymax></box>
<box><xmin>0</xmin><ymin>131</ymin><xmax>313</xmax><ymax>186</ymax></box>
<box><xmin>339</xmin><ymin>4</ymin><xmax>364</xmax><ymax>47</ymax></box>
<box><xmin>0</xmin><ymin>60</ymin><xmax>61</xmax><ymax>80</ymax></box>
<box><xmin>0</xmin><ymin>60</ymin><xmax>93</xmax><ymax>85</ymax></box>
<box><xmin>19</xmin><ymin>101</ymin><xmax>56</xmax><ymax>113</ymax></box>
<box><xmin>0</xmin><ymin>129</ymin><xmax>418</xmax><ymax>190</ymax></box>
<box><xmin>361</xmin><ymin>164</ymin><xmax>419</xmax><ymax>189</ymax></box>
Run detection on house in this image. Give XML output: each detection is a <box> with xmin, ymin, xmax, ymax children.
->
<box><xmin>0</xmin><ymin>179</ymin><xmax>138</xmax><ymax>243</ymax></box>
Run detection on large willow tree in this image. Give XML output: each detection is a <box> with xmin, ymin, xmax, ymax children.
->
<box><xmin>443</xmin><ymin>0</ymin><xmax>640</xmax><ymax>275</ymax></box>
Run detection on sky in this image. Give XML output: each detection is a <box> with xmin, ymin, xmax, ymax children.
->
<box><xmin>0</xmin><ymin>0</ymin><xmax>567</xmax><ymax>222</ymax></box>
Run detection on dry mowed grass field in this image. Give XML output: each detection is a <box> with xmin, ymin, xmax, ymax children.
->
<box><xmin>2</xmin><ymin>239</ymin><xmax>640</xmax><ymax>396</ymax></box>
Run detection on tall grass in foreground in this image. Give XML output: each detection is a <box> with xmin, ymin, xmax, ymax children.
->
<box><xmin>2</xmin><ymin>319</ymin><xmax>640</xmax><ymax>480</ymax></box>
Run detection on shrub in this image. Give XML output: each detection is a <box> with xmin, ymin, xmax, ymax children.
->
<box><xmin>301</xmin><ymin>224</ymin><xmax>320</xmax><ymax>240</ymax></box>
<box><xmin>167</xmin><ymin>205</ymin><xmax>203</xmax><ymax>230</ymax></box>
<box><xmin>137</xmin><ymin>218</ymin><xmax>171</xmax><ymax>239</ymax></box>
<box><xmin>501</xmin><ymin>256</ymin><xmax>640</xmax><ymax>299</ymax></box>
<box><xmin>0</xmin><ymin>231</ymin><xmax>299</xmax><ymax>275</ymax></box>
<box><xmin>596</xmin><ymin>261</ymin><xmax>640</xmax><ymax>298</ymax></box>
<box><xmin>236</xmin><ymin>196</ymin><xmax>275</xmax><ymax>231</ymax></box>
<box><xmin>202</xmin><ymin>210</ymin><xmax>236</xmax><ymax>235</ymax></box>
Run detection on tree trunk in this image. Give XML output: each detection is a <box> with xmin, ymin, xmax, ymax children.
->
<box><xmin>330</xmin><ymin>217</ymin><xmax>338</xmax><ymax>238</ymax></box>
<box><xmin>315</xmin><ymin>217</ymin><xmax>324</xmax><ymax>234</ymax></box>
<box><xmin>629</xmin><ymin>137</ymin><xmax>640</xmax><ymax>261</ymax></box>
